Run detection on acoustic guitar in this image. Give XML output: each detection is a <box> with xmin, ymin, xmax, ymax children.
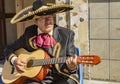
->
<box><xmin>1</xmin><ymin>48</ymin><xmax>100</xmax><ymax>84</ymax></box>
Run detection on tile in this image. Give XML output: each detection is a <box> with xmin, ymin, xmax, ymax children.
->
<box><xmin>84</xmin><ymin>80</ymin><xmax>108</xmax><ymax>84</ymax></box>
<box><xmin>110</xmin><ymin>19</ymin><xmax>120</xmax><ymax>39</ymax></box>
<box><xmin>83</xmin><ymin>60</ymin><xmax>109</xmax><ymax>80</ymax></box>
<box><xmin>90</xmin><ymin>19</ymin><xmax>109</xmax><ymax>39</ymax></box>
<box><xmin>110</xmin><ymin>40</ymin><xmax>120</xmax><ymax>60</ymax></box>
<box><xmin>90</xmin><ymin>3</ymin><xmax>109</xmax><ymax>18</ymax></box>
<box><xmin>110</xmin><ymin>61</ymin><xmax>120</xmax><ymax>81</ymax></box>
<box><xmin>110</xmin><ymin>2</ymin><xmax>120</xmax><ymax>18</ymax></box>
<box><xmin>90</xmin><ymin>40</ymin><xmax>109</xmax><ymax>59</ymax></box>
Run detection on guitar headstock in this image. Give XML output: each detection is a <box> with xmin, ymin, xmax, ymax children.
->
<box><xmin>77</xmin><ymin>55</ymin><xmax>101</xmax><ymax>65</ymax></box>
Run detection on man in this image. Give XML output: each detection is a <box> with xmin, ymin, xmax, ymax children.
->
<box><xmin>2</xmin><ymin>0</ymin><xmax>79</xmax><ymax>84</ymax></box>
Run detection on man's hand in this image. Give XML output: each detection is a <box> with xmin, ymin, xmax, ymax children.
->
<box><xmin>14</xmin><ymin>58</ymin><xmax>26</xmax><ymax>73</ymax></box>
<box><xmin>66</xmin><ymin>55</ymin><xmax>78</xmax><ymax>71</ymax></box>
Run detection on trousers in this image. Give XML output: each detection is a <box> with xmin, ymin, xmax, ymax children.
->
<box><xmin>25</xmin><ymin>71</ymin><xmax>77</xmax><ymax>84</ymax></box>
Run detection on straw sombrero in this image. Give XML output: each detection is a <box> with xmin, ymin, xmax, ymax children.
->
<box><xmin>10</xmin><ymin>0</ymin><xmax>74</xmax><ymax>24</ymax></box>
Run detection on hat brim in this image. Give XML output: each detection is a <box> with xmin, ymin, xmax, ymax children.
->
<box><xmin>10</xmin><ymin>3</ymin><xmax>74</xmax><ymax>24</ymax></box>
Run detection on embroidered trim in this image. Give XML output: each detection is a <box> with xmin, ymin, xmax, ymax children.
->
<box><xmin>53</xmin><ymin>43</ymin><xmax>79</xmax><ymax>84</ymax></box>
<box><xmin>29</xmin><ymin>36</ymin><xmax>38</xmax><ymax>49</ymax></box>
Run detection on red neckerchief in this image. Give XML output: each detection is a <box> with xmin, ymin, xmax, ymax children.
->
<box><xmin>33</xmin><ymin>33</ymin><xmax>56</xmax><ymax>48</ymax></box>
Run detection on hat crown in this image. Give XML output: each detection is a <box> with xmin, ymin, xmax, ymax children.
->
<box><xmin>33</xmin><ymin>0</ymin><xmax>47</xmax><ymax>10</ymax></box>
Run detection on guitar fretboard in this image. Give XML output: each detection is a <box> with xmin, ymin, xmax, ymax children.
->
<box><xmin>32</xmin><ymin>57</ymin><xmax>67</xmax><ymax>66</ymax></box>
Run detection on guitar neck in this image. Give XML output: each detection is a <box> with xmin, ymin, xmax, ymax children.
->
<box><xmin>32</xmin><ymin>57</ymin><xmax>67</xmax><ymax>67</ymax></box>
<box><xmin>28</xmin><ymin>55</ymin><xmax>100</xmax><ymax>67</ymax></box>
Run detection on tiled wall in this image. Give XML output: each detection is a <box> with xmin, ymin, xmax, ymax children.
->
<box><xmin>87</xmin><ymin>0</ymin><xmax>120</xmax><ymax>82</ymax></box>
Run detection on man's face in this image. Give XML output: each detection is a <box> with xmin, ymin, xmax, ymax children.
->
<box><xmin>35</xmin><ymin>15</ymin><xmax>54</xmax><ymax>33</ymax></box>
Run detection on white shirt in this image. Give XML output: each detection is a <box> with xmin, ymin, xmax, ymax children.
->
<box><xmin>37</xmin><ymin>27</ymin><xmax>53</xmax><ymax>35</ymax></box>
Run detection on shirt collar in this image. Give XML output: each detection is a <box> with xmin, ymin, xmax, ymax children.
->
<box><xmin>37</xmin><ymin>27</ymin><xmax>53</xmax><ymax>35</ymax></box>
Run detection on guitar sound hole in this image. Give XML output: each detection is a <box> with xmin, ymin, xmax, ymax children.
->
<box><xmin>27</xmin><ymin>60</ymin><xmax>33</xmax><ymax>68</ymax></box>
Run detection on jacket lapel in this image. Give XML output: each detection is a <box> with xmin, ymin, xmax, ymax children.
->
<box><xmin>53</xmin><ymin>26</ymin><xmax>61</xmax><ymax>42</ymax></box>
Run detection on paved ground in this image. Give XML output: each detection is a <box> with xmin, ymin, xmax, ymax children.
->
<box><xmin>84</xmin><ymin>79</ymin><xmax>120</xmax><ymax>84</ymax></box>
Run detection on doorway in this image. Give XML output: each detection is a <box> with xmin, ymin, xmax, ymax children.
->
<box><xmin>0</xmin><ymin>0</ymin><xmax>16</xmax><ymax>60</ymax></box>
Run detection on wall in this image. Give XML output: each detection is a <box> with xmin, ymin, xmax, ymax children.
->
<box><xmin>87</xmin><ymin>0</ymin><xmax>120</xmax><ymax>82</ymax></box>
<box><xmin>4</xmin><ymin>0</ymin><xmax>17</xmax><ymax>45</ymax></box>
<box><xmin>55</xmin><ymin>0</ymin><xmax>89</xmax><ymax>55</ymax></box>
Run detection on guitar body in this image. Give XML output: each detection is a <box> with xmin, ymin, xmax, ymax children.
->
<box><xmin>2</xmin><ymin>48</ymin><xmax>51</xmax><ymax>84</ymax></box>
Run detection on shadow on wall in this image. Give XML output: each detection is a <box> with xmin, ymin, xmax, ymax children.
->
<box><xmin>89</xmin><ymin>0</ymin><xmax>120</xmax><ymax>3</ymax></box>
